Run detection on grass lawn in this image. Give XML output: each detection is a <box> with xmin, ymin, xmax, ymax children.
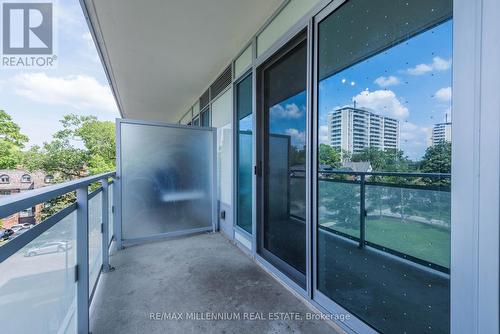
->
<box><xmin>329</xmin><ymin>217</ymin><xmax>450</xmax><ymax>268</ymax></box>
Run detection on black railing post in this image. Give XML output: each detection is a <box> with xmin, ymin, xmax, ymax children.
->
<box><xmin>359</xmin><ymin>174</ymin><xmax>366</xmax><ymax>249</ymax></box>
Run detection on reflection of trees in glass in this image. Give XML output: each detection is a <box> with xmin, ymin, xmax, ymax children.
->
<box><xmin>290</xmin><ymin>146</ymin><xmax>306</xmax><ymax>166</ymax></box>
<box><xmin>366</xmin><ymin>185</ymin><xmax>451</xmax><ymax>227</ymax></box>
<box><xmin>420</xmin><ymin>142</ymin><xmax>451</xmax><ymax>174</ymax></box>
<box><xmin>319</xmin><ymin>181</ymin><xmax>359</xmax><ymax>235</ymax></box>
<box><xmin>319</xmin><ymin>144</ymin><xmax>341</xmax><ymax>169</ymax></box>
<box><xmin>350</xmin><ymin>147</ymin><xmax>411</xmax><ymax>172</ymax></box>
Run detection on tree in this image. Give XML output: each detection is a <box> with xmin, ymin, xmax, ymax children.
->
<box><xmin>60</xmin><ymin>114</ymin><xmax>115</xmax><ymax>174</ymax></box>
<box><xmin>23</xmin><ymin>114</ymin><xmax>115</xmax><ymax>179</ymax></box>
<box><xmin>22</xmin><ymin>114</ymin><xmax>116</xmax><ymax>219</ymax></box>
<box><xmin>319</xmin><ymin>144</ymin><xmax>341</xmax><ymax>169</ymax></box>
<box><xmin>0</xmin><ymin>110</ymin><xmax>28</xmax><ymax>169</ymax></box>
<box><xmin>420</xmin><ymin>142</ymin><xmax>451</xmax><ymax>174</ymax></box>
<box><xmin>351</xmin><ymin>147</ymin><xmax>411</xmax><ymax>172</ymax></box>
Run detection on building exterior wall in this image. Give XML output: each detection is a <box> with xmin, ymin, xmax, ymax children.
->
<box><xmin>0</xmin><ymin>170</ymin><xmax>51</xmax><ymax>228</ymax></box>
<box><xmin>428</xmin><ymin>122</ymin><xmax>452</xmax><ymax>146</ymax></box>
<box><xmin>328</xmin><ymin>107</ymin><xmax>400</xmax><ymax>154</ymax></box>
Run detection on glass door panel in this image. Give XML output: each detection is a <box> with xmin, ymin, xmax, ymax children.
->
<box><xmin>259</xmin><ymin>34</ymin><xmax>307</xmax><ymax>288</ymax></box>
<box><xmin>236</xmin><ymin>74</ymin><xmax>253</xmax><ymax>234</ymax></box>
<box><xmin>315</xmin><ymin>0</ymin><xmax>453</xmax><ymax>333</ymax></box>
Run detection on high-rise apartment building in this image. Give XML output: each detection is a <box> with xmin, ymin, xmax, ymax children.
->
<box><xmin>427</xmin><ymin>122</ymin><xmax>452</xmax><ymax>147</ymax></box>
<box><xmin>327</xmin><ymin>107</ymin><xmax>400</xmax><ymax>154</ymax></box>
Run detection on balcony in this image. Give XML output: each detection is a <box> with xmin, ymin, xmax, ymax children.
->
<box><xmin>0</xmin><ymin>172</ymin><xmax>343</xmax><ymax>334</ymax></box>
<box><xmin>1</xmin><ymin>0</ymin><xmax>498</xmax><ymax>333</ymax></box>
<box><xmin>0</xmin><ymin>164</ymin><xmax>452</xmax><ymax>334</ymax></box>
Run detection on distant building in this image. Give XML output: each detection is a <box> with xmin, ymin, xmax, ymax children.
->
<box><xmin>427</xmin><ymin>122</ymin><xmax>452</xmax><ymax>147</ymax></box>
<box><xmin>327</xmin><ymin>106</ymin><xmax>400</xmax><ymax>156</ymax></box>
<box><xmin>0</xmin><ymin>170</ymin><xmax>53</xmax><ymax>229</ymax></box>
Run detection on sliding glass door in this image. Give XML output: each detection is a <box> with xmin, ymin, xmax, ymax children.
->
<box><xmin>314</xmin><ymin>0</ymin><xmax>453</xmax><ymax>333</ymax></box>
<box><xmin>258</xmin><ymin>33</ymin><xmax>308</xmax><ymax>288</ymax></box>
<box><xmin>235</xmin><ymin>74</ymin><xmax>253</xmax><ymax>234</ymax></box>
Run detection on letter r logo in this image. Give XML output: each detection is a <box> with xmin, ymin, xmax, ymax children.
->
<box><xmin>2</xmin><ymin>2</ymin><xmax>53</xmax><ymax>54</ymax></box>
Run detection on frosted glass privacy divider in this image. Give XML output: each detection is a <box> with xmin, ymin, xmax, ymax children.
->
<box><xmin>117</xmin><ymin>119</ymin><xmax>216</xmax><ymax>242</ymax></box>
<box><xmin>88</xmin><ymin>191</ymin><xmax>102</xmax><ymax>294</ymax></box>
<box><xmin>0</xmin><ymin>209</ymin><xmax>77</xmax><ymax>334</ymax></box>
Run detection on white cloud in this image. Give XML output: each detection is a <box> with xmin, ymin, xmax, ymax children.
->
<box><xmin>319</xmin><ymin>125</ymin><xmax>329</xmax><ymax>145</ymax></box>
<box><xmin>285</xmin><ymin>128</ymin><xmax>305</xmax><ymax>145</ymax></box>
<box><xmin>374</xmin><ymin>75</ymin><xmax>400</xmax><ymax>87</ymax></box>
<box><xmin>10</xmin><ymin>73</ymin><xmax>117</xmax><ymax>113</ymax></box>
<box><xmin>270</xmin><ymin>103</ymin><xmax>303</xmax><ymax>119</ymax></box>
<box><xmin>407</xmin><ymin>57</ymin><xmax>452</xmax><ymax>75</ymax></box>
<box><xmin>434</xmin><ymin>87</ymin><xmax>452</xmax><ymax>102</ymax></box>
<box><xmin>407</xmin><ymin>63</ymin><xmax>433</xmax><ymax>76</ymax></box>
<box><xmin>352</xmin><ymin>89</ymin><xmax>409</xmax><ymax>119</ymax></box>
<box><xmin>432</xmin><ymin>57</ymin><xmax>452</xmax><ymax>71</ymax></box>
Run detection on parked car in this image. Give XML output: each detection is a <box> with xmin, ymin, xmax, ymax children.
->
<box><xmin>0</xmin><ymin>229</ymin><xmax>14</xmax><ymax>241</ymax></box>
<box><xmin>10</xmin><ymin>223</ymin><xmax>33</xmax><ymax>233</ymax></box>
<box><xmin>24</xmin><ymin>241</ymin><xmax>71</xmax><ymax>257</ymax></box>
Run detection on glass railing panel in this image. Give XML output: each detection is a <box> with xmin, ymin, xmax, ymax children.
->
<box><xmin>0</xmin><ymin>209</ymin><xmax>77</xmax><ymax>334</ymax></box>
<box><xmin>318</xmin><ymin>179</ymin><xmax>360</xmax><ymax>239</ymax></box>
<box><xmin>365</xmin><ymin>183</ymin><xmax>451</xmax><ymax>269</ymax></box>
<box><xmin>88</xmin><ymin>191</ymin><xmax>102</xmax><ymax>295</ymax></box>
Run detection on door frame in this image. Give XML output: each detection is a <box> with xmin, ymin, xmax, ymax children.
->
<box><xmin>255</xmin><ymin>28</ymin><xmax>310</xmax><ymax>295</ymax></box>
<box><xmin>115</xmin><ymin>118</ymin><xmax>218</xmax><ymax>248</ymax></box>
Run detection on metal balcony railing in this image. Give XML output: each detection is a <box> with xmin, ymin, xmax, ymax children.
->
<box><xmin>290</xmin><ymin>170</ymin><xmax>451</xmax><ymax>274</ymax></box>
<box><xmin>0</xmin><ymin>171</ymin><xmax>116</xmax><ymax>334</ymax></box>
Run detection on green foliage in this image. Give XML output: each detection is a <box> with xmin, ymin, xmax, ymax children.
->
<box><xmin>41</xmin><ymin>193</ymin><xmax>76</xmax><ymax>221</ymax></box>
<box><xmin>351</xmin><ymin>147</ymin><xmax>410</xmax><ymax>172</ymax></box>
<box><xmin>0</xmin><ymin>110</ymin><xmax>28</xmax><ymax>168</ymax></box>
<box><xmin>23</xmin><ymin>142</ymin><xmax>88</xmax><ymax>179</ymax></box>
<box><xmin>23</xmin><ymin>114</ymin><xmax>116</xmax><ymax>179</ymax></box>
<box><xmin>21</xmin><ymin>114</ymin><xmax>116</xmax><ymax>218</ymax></box>
<box><xmin>319</xmin><ymin>144</ymin><xmax>341</xmax><ymax>168</ymax></box>
<box><xmin>420</xmin><ymin>142</ymin><xmax>451</xmax><ymax>174</ymax></box>
<box><xmin>60</xmin><ymin>114</ymin><xmax>115</xmax><ymax>173</ymax></box>
<box><xmin>290</xmin><ymin>146</ymin><xmax>306</xmax><ymax>166</ymax></box>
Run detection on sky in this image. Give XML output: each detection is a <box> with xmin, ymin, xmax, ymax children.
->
<box><xmin>268</xmin><ymin>20</ymin><xmax>452</xmax><ymax>161</ymax></box>
<box><xmin>0</xmin><ymin>0</ymin><xmax>120</xmax><ymax>147</ymax></box>
<box><xmin>318</xmin><ymin>20</ymin><xmax>453</xmax><ymax>160</ymax></box>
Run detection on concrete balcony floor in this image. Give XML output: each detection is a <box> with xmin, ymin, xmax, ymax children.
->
<box><xmin>90</xmin><ymin>233</ymin><xmax>339</xmax><ymax>334</ymax></box>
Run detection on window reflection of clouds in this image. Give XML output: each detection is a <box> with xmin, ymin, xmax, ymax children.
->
<box><xmin>269</xmin><ymin>90</ymin><xmax>306</xmax><ymax>150</ymax></box>
<box><xmin>318</xmin><ymin>20</ymin><xmax>452</xmax><ymax>160</ymax></box>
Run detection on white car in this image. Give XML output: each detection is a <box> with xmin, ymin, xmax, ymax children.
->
<box><xmin>11</xmin><ymin>223</ymin><xmax>33</xmax><ymax>233</ymax></box>
<box><xmin>25</xmin><ymin>241</ymin><xmax>71</xmax><ymax>257</ymax></box>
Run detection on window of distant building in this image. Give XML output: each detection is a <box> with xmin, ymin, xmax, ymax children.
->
<box><xmin>21</xmin><ymin>174</ymin><xmax>32</xmax><ymax>183</ymax></box>
<box><xmin>44</xmin><ymin>175</ymin><xmax>54</xmax><ymax>183</ymax></box>
<box><xmin>0</xmin><ymin>175</ymin><xmax>9</xmax><ymax>184</ymax></box>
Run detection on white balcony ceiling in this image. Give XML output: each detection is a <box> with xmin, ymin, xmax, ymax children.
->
<box><xmin>82</xmin><ymin>0</ymin><xmax>284</xmax><ymax>122</ymax></box>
